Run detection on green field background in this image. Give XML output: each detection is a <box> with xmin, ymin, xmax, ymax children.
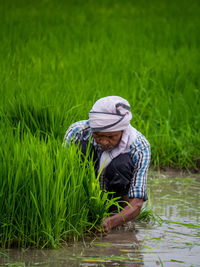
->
<box><xmin>0</xmin><ymin>0</ymin><xmax>200</xmax><ymax>247</ymax></box>
<box><xmin>1</xmin><ymin>0</ymin><xmax>200</xmax><ymax>168</ymax></box>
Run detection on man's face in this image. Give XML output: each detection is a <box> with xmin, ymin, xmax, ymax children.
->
<box><xmin>92</xmin><ymin>131</ymin><xmax>123</xmax><ymax>151</ymax></box>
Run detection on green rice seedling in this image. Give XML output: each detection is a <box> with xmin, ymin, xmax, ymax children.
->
<box><xmin>162</xmin><ymin>220</ymin><xmax>200</xmax><ymax>229</ymax></box>
<box><xmin>4</xmin><ymin>95</ymin><xmax>69</xmax><ymax>139</ymax></box>
<box><xmin>158</xmin><ymin>256</ymin><xmax>164</xmax><ymax>267</ymax></box>
<box><xmin>136</xmin><ymin>194</ymin><xmax>162</xmax><ymax>224</ymax></box>
<box><xmin>0</xmin><ymin>128</ymin><xmax>116</xmax><ymax>248</ymax></box>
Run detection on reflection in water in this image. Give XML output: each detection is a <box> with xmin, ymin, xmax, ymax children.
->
<box><xmin>0</xmin><ymin>230</ymin><xmax>144</xmax><ymax>266</ymax></box>
<box><xmin>0</xmin><ymin>171</ymin><xmax>200</xmax><ymax>266</ymax></box>
<box><xmin>89</xmin><ymin>230</ymin><xmax>143</xmax><ymax>267</ymax></box>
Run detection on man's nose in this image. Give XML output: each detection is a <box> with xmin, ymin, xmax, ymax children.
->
<box><xmin>99</xmin><ymin>138</ymin><xmax>109</xmax><ymax>146</ymax></box>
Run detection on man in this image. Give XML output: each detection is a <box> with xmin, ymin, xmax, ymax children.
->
<box><xmin>63</xmin><ymin>96</ymin><xmax>151</xmax><ymax>234</ymax></box>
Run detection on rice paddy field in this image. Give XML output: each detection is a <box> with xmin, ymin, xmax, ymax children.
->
<box><xmin>0</xmin><ymin>0</ymin><xmax>200</xmax><ymax>251</ymax></box>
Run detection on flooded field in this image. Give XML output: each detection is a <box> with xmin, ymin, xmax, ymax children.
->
<box><xmin>0</xmin><ymin>170</ymin><xmax>200</xmax><ymax>267</ymax></box>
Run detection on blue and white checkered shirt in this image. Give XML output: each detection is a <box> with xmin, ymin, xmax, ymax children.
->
<box><xmin>63</xmin><ymin>120</ymin><xmax>150</xmax><ymax>201</ymax></box>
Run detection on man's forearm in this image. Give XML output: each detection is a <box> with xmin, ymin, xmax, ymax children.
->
<box><xmin>107</xmin><ymin>198</ymin><xmax>143</xmax><ymax>229</ymax></box>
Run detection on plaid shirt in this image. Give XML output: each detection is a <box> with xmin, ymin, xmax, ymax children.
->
<box><xmin>63</xmin><ymin>120</ymin><xmax>150</xmax><ymax>201</ymax></box>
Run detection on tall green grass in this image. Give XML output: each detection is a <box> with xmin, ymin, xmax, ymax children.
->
<box><xmin>0</xmin><ymin>0</ymin><xmax>199</xmax><ymax>169</ymax></box>
<box><xmin>0</xmin><ymin>121</ymin><xmax>117</xmax><ymax>248</ymax></box>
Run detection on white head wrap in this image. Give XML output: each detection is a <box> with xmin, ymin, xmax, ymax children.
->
<box><xmin>89</xmin><ymin>96</ymin><xmax>132</xmax><ymax>132</ymax></box>
<box><xmin>89</xmin><ymin>96</ymin><xmax>138</xmax><ymax>173</ymax></box>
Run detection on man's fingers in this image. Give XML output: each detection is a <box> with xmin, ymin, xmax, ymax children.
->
<box><xmin>92</xmin><ymin>225</ymin><xmax>109</xmax><ymax>237</ymax></box>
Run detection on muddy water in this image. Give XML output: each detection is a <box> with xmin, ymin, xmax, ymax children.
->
<box><xmin>0</xmin><ymin>171</ymin><xmax>200</xmax><ymax>267</ymax></box>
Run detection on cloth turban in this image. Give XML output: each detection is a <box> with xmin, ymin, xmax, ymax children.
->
<box><xmin>89</xmin><ymin>96</ymin><xmax>132</xmax><ymax>132</ymax></box>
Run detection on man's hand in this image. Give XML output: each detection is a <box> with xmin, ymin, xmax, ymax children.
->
<box><xmin>93</xmin><ymin>217</ymin><xmax>111</xmax><ymax>236</ymax></box>
<box><xmin>101</xmin><ymin>217</ymin><xmax>111</xmax><ymax>235</ymax></box>
<box><xmin>102</xmin><ymin>198</ymin><xmax>143</xmax><ymax>233</ymax></box>
<box><xmin>94</xmin><ymin>198</ymin><xmax>143</xmax><ymax>236</ymax></box>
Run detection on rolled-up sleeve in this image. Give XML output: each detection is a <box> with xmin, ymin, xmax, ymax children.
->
<box><xmin>63</xmin><ymin>120</ymin><xmax>89</xmax><ymax>147</ymax></box>
<box><xmin>63</xmin><ymin>124</ymin><xmax>78</xmax><ymax>146</ymax></box>
<box><xmin>128</xmin><ymin>143</ymin><xmax>151</xmax><ymax>201</ymax></box>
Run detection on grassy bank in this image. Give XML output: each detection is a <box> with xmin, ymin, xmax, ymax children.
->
<box><xmin>0</xmin><ymin>0</ymin><xmax>199</xmax><ymax>247</ymax></box>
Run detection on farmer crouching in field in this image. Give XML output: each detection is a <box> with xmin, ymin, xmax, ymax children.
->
<box><xmin>63</xmin><ymin>96</ymin><xmax>151</xmax><ymax>234</ymax></box>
